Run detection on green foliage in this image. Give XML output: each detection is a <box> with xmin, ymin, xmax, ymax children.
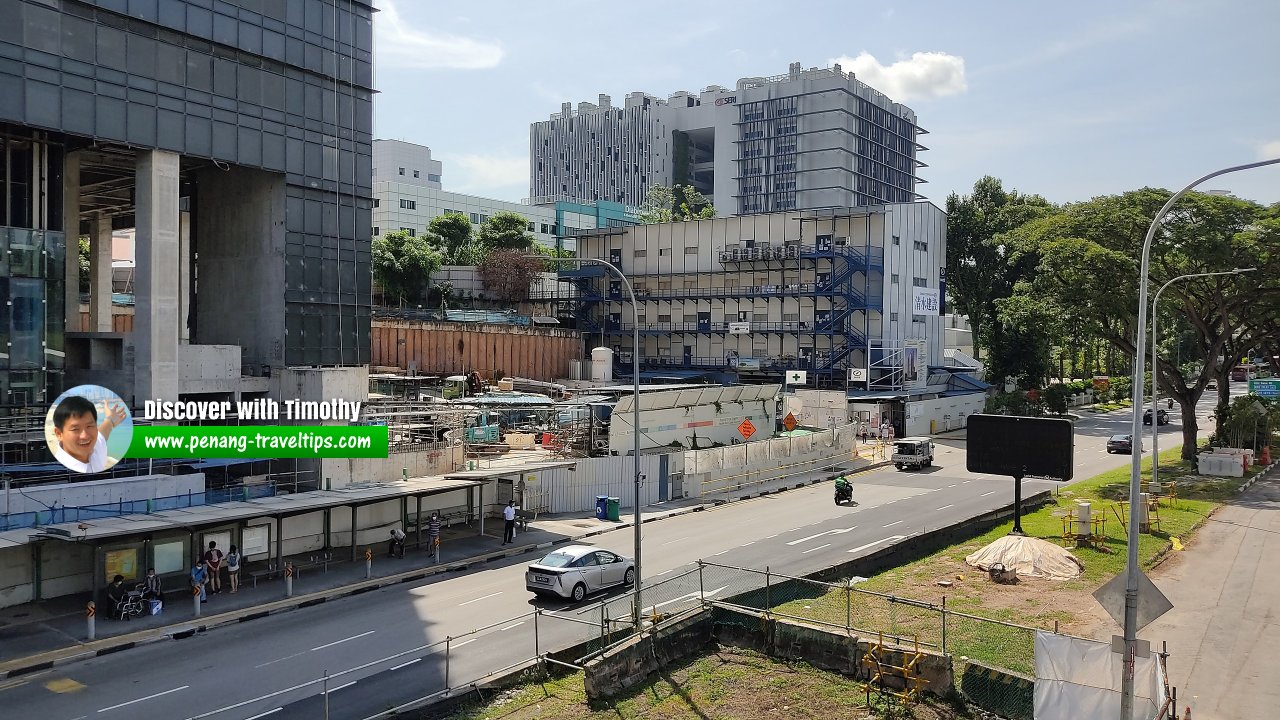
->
<box><xmin>78</xmin><ymin>237</ymin><xmax>91</xmax><ymax>294</ymax></box>
<box><xmin>1043</xmin><ymin>384</ymin><xmax>1071</xmax><ymax>414</ymax></box>
<box><xmin>428</xmin><ymin>212</ymin><xmax>483</xmax><ymax>265</ymax></box>
<box><xmin>636</xmin><ymin>184</ymin><xmax>715</xmax><ymax>223</ymax></box>
<box><xmin>476</xmin><ymin>210</ymin><xmax>536</xmax><ymax>251</ymax></box>
<box><xmin>371</xmin><ymin>229</ymin><xmax>442</xmax><ymax>305</ymax></box>
<box><xmin>1212</xmin><ymin>395</ymin><xmax>1279</xmax><ymax>449</ymax></box>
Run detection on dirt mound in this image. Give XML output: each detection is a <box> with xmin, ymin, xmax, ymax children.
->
<box><xmin>964</xmin><ymin>534</ymin><xmax>1084</xmax><ymax>580</ymax></box>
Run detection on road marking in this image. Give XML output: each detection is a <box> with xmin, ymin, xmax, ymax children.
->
<box><xmin>642</xmin><ymin>586</ymin><xmax>727</xmax><ymax>615</ymax></box>
<box><xmin>45</xmin><ymin>677</ymin><xmax>85</xmax><ymax>693</ymax></box>
<box><xmin>947</xmin><ymin>483</ymin><xmax>957</xmax><ymax>487</ymax></box>
<box><xmin>787</xmin><ymin>526</ymin><xmax>857</xmax><ymax>546</ymax></box>
<box><xmin>255</xmin><ymin>651</ymin><xmax>307</xmax><ymax>668</ymax></box>
<box><xmin>710</xmin><ymin>549</ymin><xmax>729</xmax><ymax>556</ymax></box>
<box><xmin>325</xmin><ymin>681</ymin><xmax>356</xmax><ymax>694</ymax></box>
<box><xmin>499</xmin><ymin>621</ymin><xmax>525</xmax><ymax>631</ymax></box>
<box><xmin>962</xmin><ymin>480</ymin><xmax>971</xmax><ymax>484</ymax></box>
<box><xmin>936</xmin><ymin>504</ymin><xmax>954</xmax><ymax>511</ymax></box>
<box><xmin>654</xmin><ymin>568</ymin><xmax>676</xmax><ymax>576</ymax></box>
<box><xmin>310</xmin><ymin>630</ymin><xmax>375</xmax><ymax>652</ymax></box>
<box><xmin>453</xmin><ymin>638</ymin><xmax>477</xmax><ymax>648</ymax></box>
<box><xmin>848</xmin><ymin>536</ymin><xmax>906</xmax><ymax>555</ymax></box>
<box><xmin>458</xmin><ymin>591</ymin><xmax>503</xmax><ymax>606</ymax></box>
<box><xmin>661</xmin><ymin>537</ymin><xmax>688</xmax><ymax>545</ymax></box>
<box><xmin>390</xmin><ymin>658</ymin><xmax>422</xmax><ymax>671</ymax></box>
<box><xmin>801</xmin><ymin>543</ymin><xmax>831</xmax><ymax>554</ymax></box>
<box><xmin>244</xmin><ymin>710</ymin><xmax>281</xmax><ymax>720</ymax></box>
<box><xmin>764</xmin><ymin>533</ymin><xmax>780</xmax><ymax>539</ymax></box>
<box><xmin>883</xmin><ymin>520</ymin><xmax>903</xmax><ymax>528</ymax></box>
<box><xmin>741</xmin><ymin>541</ymin><xmax>756</xmax><ymax>546</ymax></box>
<box><xmin>980</xmin><ymin>491</ymin><xmax>997</xmax><ymax>497</ymax></box>
<box><xmin>98</xmin><ymin>685</ymin><xmax>189</xmax><ymax>712</ymax></box>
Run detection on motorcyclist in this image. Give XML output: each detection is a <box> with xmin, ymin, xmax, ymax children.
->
<box><xmin>834</xmin><ymin>475</ymin><xmax>853</xmax><ymax>503</ymax></box>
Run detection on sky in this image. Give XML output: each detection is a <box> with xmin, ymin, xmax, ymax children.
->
<box><xmin>372</xmin><ymin>0</ymin><xmax>1280</xmax><ymax>209</ymax></box>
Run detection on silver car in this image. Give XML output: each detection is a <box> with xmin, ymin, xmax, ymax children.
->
<box><xmin>525</xmin><ymin>545</ymin><xmax>635</xmax><ymax>602</ymax></box>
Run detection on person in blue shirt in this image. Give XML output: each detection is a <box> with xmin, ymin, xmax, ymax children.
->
<box><xmin>190</xmin><ymin>559</ymin><xmax>208</xmax><ymax>603</ymax></box>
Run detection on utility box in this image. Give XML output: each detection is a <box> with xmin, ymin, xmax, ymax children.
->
<box><xmin>606</xmin><ymin>497</ymin><xmax>621</xmax><ymax>522</ymax></box>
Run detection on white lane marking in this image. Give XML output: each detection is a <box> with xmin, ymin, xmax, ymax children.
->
<box><xmin>453</xmin><ymin>638</ymin><xmax>477</xmax><ymax>648</ymax></box>
<box><xmin>801</xmin><ymin>543</ymin><xmax>832</xmax><ymax>554</ymax></box>
<box><xmin>947</xmin><ymin>483</ymin><xmax>957</xmax><ymax>488</ymax></box>
<box><xmin>765</xmin><ymin>533</ymin><xmax>780</xmax><ymax>539</ymax></box>
<box><xmin>458</xmin><ymin>591</ymin><xmax>503</xmax><ymax>606</ymax></box>
<box><xmin>390</xmin><ymin>658</ymin><xmax>421</xmax><ymax>671</ymax></box>
<box><xmin>499</xmin><ymin>621</ymin><xmax>525</xmax><ymax>631</ymax></box>
<box><xmin>654</xmin><ymin>568</ymin><xmax>676</xmax><ymax>576</ymax></box>
<box><xmin>786</xmin><ymin>526</ymin><xmax>857</xmax><ymax>546</ymax></box>
<box><xmin>962</xmin><ymin>480</ymin><xmax>972</xmax><ymax>484</ymax></box>
<box><xmin>662</xmin><ymin>537</ymin><xmax>689</xmax><ymax>545</ymax></box>
<box><xmin>310</xmin><ymin>630</ymin><xmax>375</xmax><ymax>652</ymax></box>
<box><xmin>98</xmin><ymin>686</ymin><xmax>189</xmax><ymax>713</ymax></box>
<box><xmin>245</xmin><ymin>710</ymin><xmax>282</xmax><ymax>720</ymax></box>
<box><xmin>325</xmin><ymin>681</ymin><xmax>357</xmax><ymax>694</ymax></box>
<box><xmin>642</xmin><ymin>586</ymin><xmax>728</xmax><ymax>614</ymax></box>
<box><xmin>741</xmin><ymin>541</ymin><xmax>756</xmax><ymax>546</ymax></box>
<box><xmin>255</xmin><ymin>651</ymin><xmax>307</xmax><ymax>668</ymax></box>
<box><xmin>936</xmin><ymin>504</ymin><xmax>954</xmax><ymax>511</ymax></box>
<box><xmin>883</xmin><ymin>520</ymin><xmax>903</xmax><ymax>528</ymax></box>
<box><xmin>981</xmin><ymin>491</ymin><xmax>997</xmax><ymax>497</ymax></box>
<box><xmin>710</xmin><ymin>549</ymin><xmax>729</xmax><ymax>556</ymax></box>
<box><xmin>847</xmin><ymin>536</ymin><xmax>906</xmax><ymax>555</ymax></box>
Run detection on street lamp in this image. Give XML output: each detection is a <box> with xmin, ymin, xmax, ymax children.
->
<box><xmin>545</xmin><ymin>255</ymin><xmax>645</xmax><ymax>625</ymax></box>
<box><xmin>1149</xmin><ymin>268</ymin><xmax>1254</xmax><ymax>493</ymax></box>
<box><xmin>1122</xmin><ymin>156</ymin><xmax>1280</xmax><ymax>720</ymax></box>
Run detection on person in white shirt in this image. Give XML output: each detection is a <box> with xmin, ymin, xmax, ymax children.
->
<box><xmin>388</xmin><ymin>527</ymin><xmax>406</xmax><ymax>558</ymax></box>
<box><xmin>51</xmin><ymin>395</ymin><xmax>127</xmax><ymax>473</ymax></box>
<box><xmin>502</xmin><ymin>501</ymin><xmax>518</xmax><ymax>545</ymax></box>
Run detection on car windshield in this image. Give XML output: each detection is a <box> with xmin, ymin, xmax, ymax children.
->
<box><xmin>535</xmin><ymin>552</ymin><xmax>576</xmax><ymax>568</ymax></box>
<box><xmin>1111</xmin><ymin>435</ymin><xmax>1128</xmax><ymax>441</ymax></box>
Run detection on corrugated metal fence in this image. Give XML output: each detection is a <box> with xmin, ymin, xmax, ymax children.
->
<box><xmin>524</xmin><ymin>455</ymin><xmax>664</xmax><ymax>514</ymax></box>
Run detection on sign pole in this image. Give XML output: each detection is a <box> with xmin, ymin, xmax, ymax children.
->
<box><xmin>1011</xmin><ymin>472</ymin><xmax>1025</xmax><ymax>536</ymax></box>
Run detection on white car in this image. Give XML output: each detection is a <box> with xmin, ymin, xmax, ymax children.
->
<box><xmin>525</xmin><ymin>545</ymin><xmax>635</xmax><ymax>601</ymax></box>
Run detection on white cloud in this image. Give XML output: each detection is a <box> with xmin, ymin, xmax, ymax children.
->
<box><xmin>829</xmin><ymin>52</ymin><xmax>967</xmax><ymax>102</ymax></box>
<box><xmin>1259</xmin><ymin>140</ymin><xmax>1280</xmax><ymax>160</ymax></box>
<box><xmin>448</xmin><ymin>154</ymin><xmax>529</xmax><ymax>196</ymax></box>
<box><xmin>375</xmin><ymin>0</ymin><xmax>502</xmax><ymax>70</ymax></box>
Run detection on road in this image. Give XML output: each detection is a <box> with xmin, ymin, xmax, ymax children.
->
<box><xmin>0</xmin><ymin>397</ymin><xmax>1229</xmax><ymax>720</ymax></box>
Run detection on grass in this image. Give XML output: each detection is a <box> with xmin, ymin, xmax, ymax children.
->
<box><xmin>437</xmin><ymin>647</ymin><xmax>971</xmax><ymax>720</ymax></box>
<box><xmin>772</xmin><ymin>443</ymin><xmax>1261</xmax><ymax>675</ymax></box>
<box><xmin>1089</xmin><ymin>399</ymin><xmax>1134</xmax><ymax>412</ymax></box>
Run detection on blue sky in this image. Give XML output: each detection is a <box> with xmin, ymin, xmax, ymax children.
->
<box><xmin>372</xmin><ymin>0</ymin><xmax>1280</xmax><ymax>208</ymax></box>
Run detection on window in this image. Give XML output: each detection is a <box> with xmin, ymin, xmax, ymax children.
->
<box><xmin>659</xmin><ymin>248</ymin><xmax>670</xmax><ymax>256</ymax></box>
<box><xmin>914</xmin><ymin>240</ymin><xmax>929</xmax><ymax>251</ymax></box>
<box><xmin>912</xmin><ymin>315</ymin><xmax>925</xmax><ymax>323</ymax></box>
<box><xmin>913</xmin><ymin>277</ymin><xmax>928</xmax><ymax>287</ymax></box>
<box><xmin>399</xmin><ymin>199</ymin><xmax>416</xmax><ymax>210</ymax></box>
<box><xmin>528</xmin><ymin>222</ymin><xmax>536</xmax><ymax>232</ymax></box>
<box><xmin>413</xmin><ymin>170</ymin><xmax>420</xmax><ymax>178</ymax></box>
<box><xmin>470</xmin><ymin>213</ymin><xmax>480</xmax><ymax>223</ymax></box>
<box><xmin>540</xmin><ymin>223</ymin><xmax>550</xmax><ymax>234</ymax></box>
<box><xmin>373</xmin><ymin>199</ymin><xmax>379</xmax><ymax>207</ymax></box>
<box><xmin>684</xmin><ymin>246</ymin><xmax>698</xmax><ymax>255</ymax></box>
<box><xmin>372</xmin><ymin>227</ymin><xmax>379</xmax><ymax>237</ymax></box>
<box><xmin>428</xmin><ymin>174</ymin><xmax>441</xmax><ymax>183</ymax></box>
<box><xmin>658</xmin><ymin>314</ymin><xmax>672</xmax><ymax>323</ymax></box>
<box><xmin>634</xmin><ymin>250</ymin><xmax>647</xmax><ymax>257</ymax></box>
<box><xmin>398</xmin><ymin>167</ymin><xmax>405</xmax><ymax>175</ymax></box>
<box><xmin>400</xmin><ymin>227</ymin><xmax>415</xmax><ymax>237</ymax></box>
<box><xmin>891</xmin><ymin>274</ymin><xmax>899</xmax><ymax>284</ymax></box>
<box><xmin>890</xmin><ymin>312</ymin><xmax>899</xmax><ymax>322</ymax></box>
<box><xmin>892</xmin><ymin>235</ymin><xmax>900</xmax><ymax>246</ymax></box>
<box><xmin>479</xmin><ymin>215</ymin><xmax>489</xmax><ymax>224</ymax></box>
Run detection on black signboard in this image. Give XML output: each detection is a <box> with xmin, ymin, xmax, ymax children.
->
<box><xmin>966</xmin><ymin>414</ymin><xmax>1074</xmax><ymax>481</ymax></box>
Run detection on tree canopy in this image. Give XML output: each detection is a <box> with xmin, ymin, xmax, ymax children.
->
<box><xmin>637</xmin><ymin>184</ymin><xmax>716</xmax><ymax>223</ymax></box>
<box><xmin>372</xmin><ymin>229</ymin><xmax>443</xmax><ymax>305</ymax></box>
<box><xmin>477</xmin><ymin>211</ymin><xmax>536</xmax><ymax>251</ymax></box>
<box><xmin>428</xmin><ymin>212</ymin><xmax>486</xmax><ymax>265</ymax></box>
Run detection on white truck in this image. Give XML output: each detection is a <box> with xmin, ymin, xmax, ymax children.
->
<box><xmin>891</xmin><ymin>437</ymin><xmax>935</xmax><ymax>471</ymax></box>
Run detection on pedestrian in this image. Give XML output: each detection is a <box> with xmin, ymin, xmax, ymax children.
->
<box><xmin>203</xmin><ymin>541</ymin><xmax>224</xmax><ymax>594</ymax></box>
<box><xmin>225</xmin><ymin>544</ymin><xmax>241</xmax><ymax>594</ymax></box>
<box><xmin>388</xmin><ymin>527</ymin><xmax>406</xmax><ymax>558</ymax></box>
<box><xmin>502</xmin><ymin>500</ymin><xmax>517</xmax><ymax>544</ymax></box>
<box><xmin>858</xmin><ymin>423</ymin><xmax>868</xmax><ymax>444</ymax></box>
<box><xmin>190</xmin><ymin>560</ymin><xmax>208</xmax><ymax>603</ymax></box>
<box><xmin>141</xmin><ymin>567</ymin><xmax>163</xmax><ymax>601</ymax></box>
<box><xmin>427</xmin><ymin>511</ymin><xmax>441</xmax><ymax>558</ymax></box>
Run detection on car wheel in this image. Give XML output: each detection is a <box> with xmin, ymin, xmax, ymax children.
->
<box><xmin>572</xmin><ymin>583</ymin><xmax>586</xmax><ymax>602</ymax></box>
<box><xmin>896</xmin><ymin>463</ymin><xmax>904</xmax><ymax>470</ymax></box>
<box><xmin>624</xmin><ymin>568</ymin><xmax>635</xmax><ymax>586</ymax></box>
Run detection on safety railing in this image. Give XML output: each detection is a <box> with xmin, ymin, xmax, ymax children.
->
<box><xmin>1</xmin><ymin>483</ymin><xmax>278</xmax><ymax>531</ymax></box>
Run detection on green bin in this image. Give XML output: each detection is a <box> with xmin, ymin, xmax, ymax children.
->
<box><xmin>606</xmin><ymin>497</ymin><xmax>621</xmax><ymax>522</ymax></box>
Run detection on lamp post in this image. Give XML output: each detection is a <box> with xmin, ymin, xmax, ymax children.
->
<box><xmin>1121</xmin><ymin>156</ymin><xmax>1280</xmax><ymax>720</ymax></box>
<box><xmin>1150</xmin><ymin>268</ymin><xmax>1254</xmax><ymax>493</ymax></box>
<box><xmin>552</xmin><ymin>255</ymin><xmax>644</xmax><ymax>625</ymax></box>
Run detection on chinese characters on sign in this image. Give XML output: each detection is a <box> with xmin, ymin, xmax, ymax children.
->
<box><xmin>912</xmin><ymin>287</ymin><xmax>940</xmax><ymax>316</ymax></box>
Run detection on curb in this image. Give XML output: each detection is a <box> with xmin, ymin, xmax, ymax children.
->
<box><xmin>0</xmin><ymin>504</ymin><xmax>712</xmax><ymax>680</ymax></box>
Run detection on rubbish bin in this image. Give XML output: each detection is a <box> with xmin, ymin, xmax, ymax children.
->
<box><xmin>606</xmin><ymin>497</ymin><xmax>621</xmax><ymax>522</ymax></box>
<box><xmin>595</xmin><ymin>496</ymin><xmax>609</xmax><ymax>521</ymax></box>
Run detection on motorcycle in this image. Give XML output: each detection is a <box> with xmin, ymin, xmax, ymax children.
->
<box><xmin>834</xmin><ymin>477</ymin><xmax>853</xmax><ymax>505</ymax></box>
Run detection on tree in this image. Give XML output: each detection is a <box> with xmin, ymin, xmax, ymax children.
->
<box><xmin>944</xmin><ymin>177</ymin><xmax>1053</xmax><ymax>360</ymax></box>
<box><xmin>371</xmin><ymin>230</ymin><xmax>442</xmax><ymax>305</ymax></box>
<box><xmin>985</xmin><ymin>287</ymin><xmax>1062</xmax><ymax>390</ymax></box>
<box><xmin>478</xmin><ymin>249</ymin><xmax>546</xmax><ymax>303</ymax></box>
<box><xmin>78</xmin><ymin>237</ymin><xmax>91</xmax><ymax>294</ymax></box>
<box><xmin>637</xmin><ymin>184</ymin><xmax>715</xmax><ymax>223</ymax></box>
<box><xmin>428</xmin><ymin>212</ymin><xmax>485</xmax><ymax>265</ymax></box>
<box><xmin>477</xmin><ymin>211</ymin><xmax>535</xmax><ymax>251</ymax></box>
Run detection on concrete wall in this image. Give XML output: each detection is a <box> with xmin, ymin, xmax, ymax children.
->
<box><xmin>5</xmin><ymin>474</ymin><xmax>206</xmax><ymax>515</ymax></box>
<box><xmin>178</xmin><ymin>344</ymin><xmax>242</xmax><ymax>394</ymax></box>
<box><xmin>0</xmin><ymin>546</ymin><xmax>33</xmax><ymax>608</ymax></box>
<box><xmin>194</xmin><ymin>165</ymin><xmax>287</xmax><ymax>372</ymax></box>
<box><xmin>905</xmin><ymin>393</ymin><xmax>987</xmax><ymax>436</ymax></box>
<box><xmin>681</xmin><ymin>422</ymin><xmax>861</xmax><ymax>497</ymax></box>
<box><xmin>321</xmin><ymin>442</ymin><xmax>462</xmax><ymax>489</ymax></box>
<box><xmin>371</xmin><ymin>320</ymin><xmax>580</xmax><ymax>381</ymax></box>
<box><xmin>273</xmin><ymin>366</ymin><xmax>369</xmax><ymax>409</ymax></box>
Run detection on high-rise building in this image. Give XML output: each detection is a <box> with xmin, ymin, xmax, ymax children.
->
<box><xmin>530</xmin><ymin>62</ymin><xmax>927</xmax><ymax>216</ymax></box>
<box><xmin>0</xmin><ymin>0</ymin><xmax>376</xmax><ymax>410</ymax></box>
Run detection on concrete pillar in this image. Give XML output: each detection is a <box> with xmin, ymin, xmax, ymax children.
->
<box><xmin>90</xmin><ymin>213</ymin><xmax>113</xmax><ymax>332</ymax></box>
<box><xmin>179</xmin><ymin>209</ymin><xmax>191</xmax><ymax>344</ymax></box>
<box><xmin>63</xmin><ymin>151</ymin><xmax>81</xmax><ymax>331</ymax></box>
<box><xmin>134</xmin><ymin>150</ymin><xmax>181</xmax><ymax>402</ymax></box>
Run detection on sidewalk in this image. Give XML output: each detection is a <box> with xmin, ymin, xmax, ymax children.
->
<box><xmin>0</xmin><ymin>452</ymin><xmax>890</xmax><ymax>678</ymax></box>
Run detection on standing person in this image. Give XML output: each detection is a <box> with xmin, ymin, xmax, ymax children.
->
<box><xmin>502</xmin><ymin>500</ymin><xmax>517</xmax><ymax>545</ymax></box>
<box><xmin>190</xmin><ymin>560</ymin><xmax>208</xmax><ymax>603</ymax></box>
<box><xmin>225</xmin><ymin>545</ymin><xmax>241</xmax><ymax>594</ymax></box>
<box><xmin>426</xmin><ymin>511</ymin><xmax>442</xmax><ymax>560</ymax></box>
<box><xmin>858</xmin><ymin>423</ymin><xmax>868</xmax><ymax>444</ymax></box>
<box><xmin>203</xmin><ymin>541</ymin><xmax>224</xmax><ymax>594</ymax></box>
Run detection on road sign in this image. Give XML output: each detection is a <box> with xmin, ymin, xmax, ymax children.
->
<box><xmin>786</xmin><ymin>370</ymin><xmax>807</xmax><ymax>385</ymax></box>
<box><xmin>1249</xmin><ymin>378</ymin><xmax>1280</xmax><ymax>398</ymax></box>
<box><xmin>966</xmin><ymin>414</ymin><xmax>1075</xmax><ymax>481</ymax></box>
<box><xmin>783</xmin><ymin>413</ymin><xmax>797</xmax><ymax>432</ymax></box>
<box><xmin>848</xmin><ymin>368</ymin><xmax>867</xmax><ymax>382</ymax></box>
<box><xmin>738</xmin><ymin>418</ymin><xmax>756</xmax><ymax>440</ymax></box>
<box><xmin>1093</xmin><ymin>569</ymin><xmax>1173</xmax><ymax>632</ymax></box>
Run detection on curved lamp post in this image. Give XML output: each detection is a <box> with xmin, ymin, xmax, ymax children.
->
<box><xmin>1122</xmin><ymin>157</ymin><xmax>1280</xmax><ymax>720</ymax></box>
<box><xmin>1149</xmin><ymin>268</ymin><xmax>1254</xmax><ymax>493</ymax></box>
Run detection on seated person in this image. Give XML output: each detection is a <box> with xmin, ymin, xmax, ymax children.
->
<box><xmin>106</xmin><ymin>574</ymin><xmax>128</xmax><ymax>619</ymax></box>
<box><xmin>141</xmin><ymin>567</ymin><xmax>163</xmax><ymax>601</ymax></box>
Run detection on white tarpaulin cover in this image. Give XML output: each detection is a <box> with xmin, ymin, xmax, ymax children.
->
<box><xmin>965</xmin><ymin>534</ymin><xmax>1085</xmax><ymax>580</ymax></box>
<box><xmin>1035</xmin><ymin>632</ymin><xmax>1168</xmax><ymax>720</ymax></box>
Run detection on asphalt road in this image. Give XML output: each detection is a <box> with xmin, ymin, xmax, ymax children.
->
<box><xmin>0</xmin><ymin>395</ymin><xmax>1233</xmax><ymax>720</ymax></box>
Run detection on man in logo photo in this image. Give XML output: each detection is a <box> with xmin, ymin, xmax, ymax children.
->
<box><xmin>51</xmin><ymin>395</ymin><xmax>127</xmax><ymax>473</ymax></box>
